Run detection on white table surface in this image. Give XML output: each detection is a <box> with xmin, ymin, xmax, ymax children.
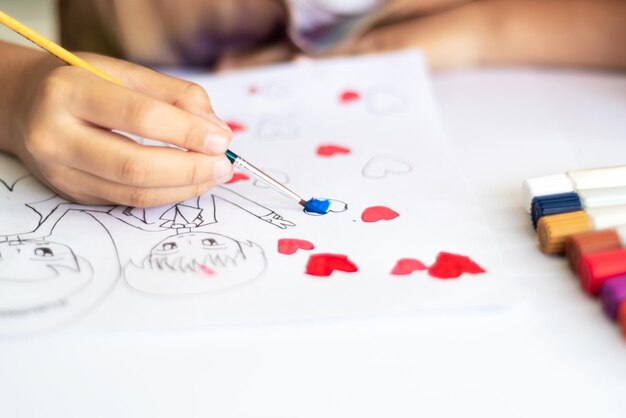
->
<box><xmin>1</xmin><ymin>67</ymin><xmax>625</xmax><ymax>418</ymax></box>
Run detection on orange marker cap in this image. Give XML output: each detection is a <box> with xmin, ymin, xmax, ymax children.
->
<box><xmin>537</xmin><ymin>211</ymin><xmax>593</xmax><ymax>254</ymax></box>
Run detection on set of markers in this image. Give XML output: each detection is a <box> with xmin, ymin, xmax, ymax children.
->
<box><xmin>523</xmin><ymin>165</ymin><xmax>626</xmax><ymax>338</ymax></box>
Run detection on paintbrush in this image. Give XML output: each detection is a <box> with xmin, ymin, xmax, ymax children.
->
<box><xmin>0</xmin><ymin>10</ymin><xmax>329</xmax><ymax>213</ymax></box>
<box><xmin>226</xmin><ymin>150</ymin><xmax>314</xmax><ymax>209</ymax></box>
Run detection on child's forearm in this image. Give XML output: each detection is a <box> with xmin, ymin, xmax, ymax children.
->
<box><xmin>321</xmin><ymin>0</ymin><xmax>626</xmax><ymax>71</ymax></box>
<box><xmin>484</xmin><ymin>0</ymin><xmax>626</xmax><ymax>70</ymax></box>
<box><xmin>0</xmin><ymin>42</ymin><xmax>58</xmax><ymax>154</ymax></box>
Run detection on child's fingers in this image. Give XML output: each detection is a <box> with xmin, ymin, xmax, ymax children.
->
<box><xmin>46</xmin><ymin>126</ymin><xmax>233</xmax><ymax>187</ymax></box>
<box><xmin>55</xmin><ymin>166</ymin><xmax>219</xmax><ymax>208</ymax></box>
<box><xmin>78</xmin><ymin>53</ymin><xmax>221</xmax><ymax>120</ymax></box>
<box><xmin>67</xmin><ymin>71</ymin><xmax>232</xmax><ymax>155</ymax></box>
<box><xmin>64</xmin><ymin>193</ymin><xmax>111</xmax><ymax>206</ymax></box>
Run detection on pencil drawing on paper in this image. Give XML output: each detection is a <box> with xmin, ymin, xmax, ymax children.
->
<box><xmin>0</xmin><ymin>154</ymin><xmax>297</xmax><ymax>330</ymax></box>
<box><xmin>0</xmin><ymin>238</ymin><xmax>95</xmax><ymax>313</ymax></box>
<box><xmin>106</xmin><ymin>186</ymin><xmax>295</xmax><ymax>232</ymax></box>
<box><xmin>125</xmin><ymin>230</ymin><xmax>267</xmax><ymax>294</ymax></box>
<box><xmin>0</xmin><ymin>51</ymin><xmax>498</xmax><ymax>335</ymax></box>
<box><xmin>0</xmin><ymin>169</ymin><xmax>120</xmax><ymax>333</ymax></box>
<box><xmin>117</xmin><ymin>187</ymin><xmax>288</xmax><ymax>293</ymax></box>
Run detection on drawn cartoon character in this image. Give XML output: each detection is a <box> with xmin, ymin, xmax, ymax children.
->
<box><xmin>107</xmin><ymin>186</ymin><xmax>295</xmax><ymax>233</ymax></box>
<box><xmin>0</xmin><ymin>238</ymin><xmax>83</xmax><ymax>281</ymax></box>
<box><xmin>0</xmin><ymin>214</ymin><xmax>119</xmax><ymax>336</ymax></box>
<box><xmin>0</xmin><ymin>162</ymin><xmax>64</xmax><ymax>237</ymax></box>
<box><xmin>0</xmin><ymin>156</ymin><xmax>120</xmax><ymax>334</ymax></box>
<box><xmin>0</xmin><ymin>238</ymin><xmax>94</xmax><ymax>317</ymax></box>
<box><xmin>125</xmin><ymin>231</ymin><xmax>266</xmax><ymax>294</ymax></box>
<box><xmin>1</xmin><ymin>151</ymin><xmax>287</xmax><ymax>302</ymax></box>
<box><xmin>13</xmin><ymin>184</ymin><xmax>294</xmax><ymax>240</ymax></box>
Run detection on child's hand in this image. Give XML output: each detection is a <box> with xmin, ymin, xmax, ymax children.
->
<box><xmin>10</xmin><ymin>52</ymin><xmax>234</xmax><ymax>207</ymax></box>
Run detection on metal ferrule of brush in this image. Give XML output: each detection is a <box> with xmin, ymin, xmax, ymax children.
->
<box><xmin>230</xmin><ymin>154</ymin><xmax>304</xmax><ymax>204</ymax></box>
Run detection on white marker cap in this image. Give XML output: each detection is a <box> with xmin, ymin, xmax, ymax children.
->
<box><xmin>521</xmin><ymin>174</ymin><xmax>574</xmax><ymax>213</ymax></box>
<box><xmin>615</xmin><ymin>225</ymin><xmax>626</xmax><ymax>245</ymax></box>
<box><xmin>587</xmin><ymin>205</ymin><xmax>626</xmax><ymax>230</ymax></box>
<box><xmin>568</xmin><ymin>165</ymin><xmax>626</xmax><ymax>189</ymax></box>
<box><xmin>578</xmin><ymin>187</ymin><xmax>626</xmax><ymax>209</ymax></box>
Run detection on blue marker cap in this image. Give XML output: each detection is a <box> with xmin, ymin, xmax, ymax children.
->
<box><xmin>531</xmin><ymin>192</ymin><xmax>583</xmax><ymax>229</ymax></box>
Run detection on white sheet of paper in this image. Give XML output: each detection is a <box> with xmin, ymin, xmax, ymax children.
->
<box><xmin>0</xmin><ymin>51</ymin><xmax>514</xmax><ymax>336</ymax></box>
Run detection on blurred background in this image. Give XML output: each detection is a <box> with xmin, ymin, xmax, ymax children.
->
<box><xmin>1</xmin><ymin>0</ymin><xmax>58</xmax><ymax>44</ymax></box>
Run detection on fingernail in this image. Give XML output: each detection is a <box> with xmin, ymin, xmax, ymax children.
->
<box><xmin>204</xmin><ymin>133</ymin><xmax>229</xmax><ymax>154</ymax></box>
<box><xmin>213</xmin><ymin>157</ymin><xmax>233</xmax><ymax>183</ymax></box>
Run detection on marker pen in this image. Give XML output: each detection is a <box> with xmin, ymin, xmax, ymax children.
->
<box><xmin>565</xmin><ymin>225</ymin><xmax>626</xmax><ymax>271</ymax></box>
<box><xmin>522</xmin><ymin>165</ymin><xmax>626</xmax><ymax>212</ymax></box>
<box><xmin>578</xmin><ymin>248</ymin><xmax>626</xmax><ymax>296</ymax></box>
<box><xmin>599</xmin><ymin>275</ymin><xmax>626</xmax><ymax>321</ymax></box>
<box><xmin>530</xmin><ymin>187</ymin><xmax>626</xmax><ymax>228</ymax></box>
<box><xmin>537</xmin><ymin>206</ymin><xmax>626</xmax><ymax>254</ymax></box>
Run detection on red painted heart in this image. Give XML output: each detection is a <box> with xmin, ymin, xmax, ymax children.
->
<box><xmin>316</xmin><ymin>144</ymin><xmax>351</xmax><ymax>157</ymax></box>
<box><xmin>226</xmin><ymin>120</ymin><xmax>246</xmax><ymax>133</ymax></box>
<box><xmin>305</xmin><ymin>253</ymin><xmax>359</xmax><ymax>277</ymax></box>
<box><xmin>428</xmin><ymin>252</ymin><xmax>486</xmax><ymax>279</ymax></box>
<box><xmin>339</xmin><ymin>90</ymin><xmax>361</xmax><ymax>104</ymax></box>
<box><xmin>225</xmin><ymin>172</ymin><xmax>250</xmax><ymax>184</ymax></box>
<box><xmin>361</xmin><ymin>206</ymin><xmax>399</xmax><ymax>223</ymax></box>
<box><xmin>391</xmin><ymin>258</ymin><xmax>427</xmax><ymax>275</ymax></box>
<box><xmin>278</xmin><ymin>238</ymin><xmax>315</xmax><ymax>255</ymax></box>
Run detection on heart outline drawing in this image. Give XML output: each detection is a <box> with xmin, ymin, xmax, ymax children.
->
<box><xmin>256</xmin><ymin>120</ymin><xmax>299</xmax><ymax>141</ymax></box>
<box><xmin>364</xmin><ymin>87</ymin><xmax>408</xmax><ymax>116</ymax></box>
<box><xmin>303</xmin><ymin>198</ymin><xmax>348</xmax><ymax>216</ymax></box>
<box><xmin>361</xmin><ymin>155</ymin><xmax>412</xmax><ymax>179</ymax></box>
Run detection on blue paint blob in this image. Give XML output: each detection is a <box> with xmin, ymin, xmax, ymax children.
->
<box><xmin>304</xmin><ymin>198</ymin><xmax>332</xmax><ymax>215</ymax></box>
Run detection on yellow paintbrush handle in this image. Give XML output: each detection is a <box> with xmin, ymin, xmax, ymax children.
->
<box><xmin>0</xmin><ymin>9</ymin><xmax>123</xmax><ymax>86</ymax></box>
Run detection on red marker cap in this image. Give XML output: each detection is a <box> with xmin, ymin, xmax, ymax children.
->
<box><xmin>578</xmin><ymin>248</ymin><xmax>626</xmax><ymax>295</ymax></box>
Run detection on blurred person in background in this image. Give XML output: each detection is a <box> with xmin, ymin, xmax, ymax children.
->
<box><xmin>59</xmin><ymin>0</ymin><xmax>626</xmax><ymax>71</ymax></box>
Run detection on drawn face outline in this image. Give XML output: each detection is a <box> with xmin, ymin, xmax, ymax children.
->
<box><xmin>125</xmin><ymin>231</ymin><xmax>268</xmax><ymax>295</ymax></box>
<box><xmin>158</xmin><ymin>236</ymin><xmax>227</xmax><ymax>253</ymax></box>
<box><xmin>0</xmin><ymin>240</ymin><xmax>79</xmax><ymax>282</ymax></box>
<box><xmin>0</xmin><ymin>238</ymin><xmax>95</xmax><ymax>323</ymax></box>
<box><xmin>153</xmin><ymin>232</ymin><xmax>236</xmax><ymax>254</ymax></box>
<box><xmin>148</xmin><ymin>232</ymin><xmax>244</xmax><ymax>271</ymax></box>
